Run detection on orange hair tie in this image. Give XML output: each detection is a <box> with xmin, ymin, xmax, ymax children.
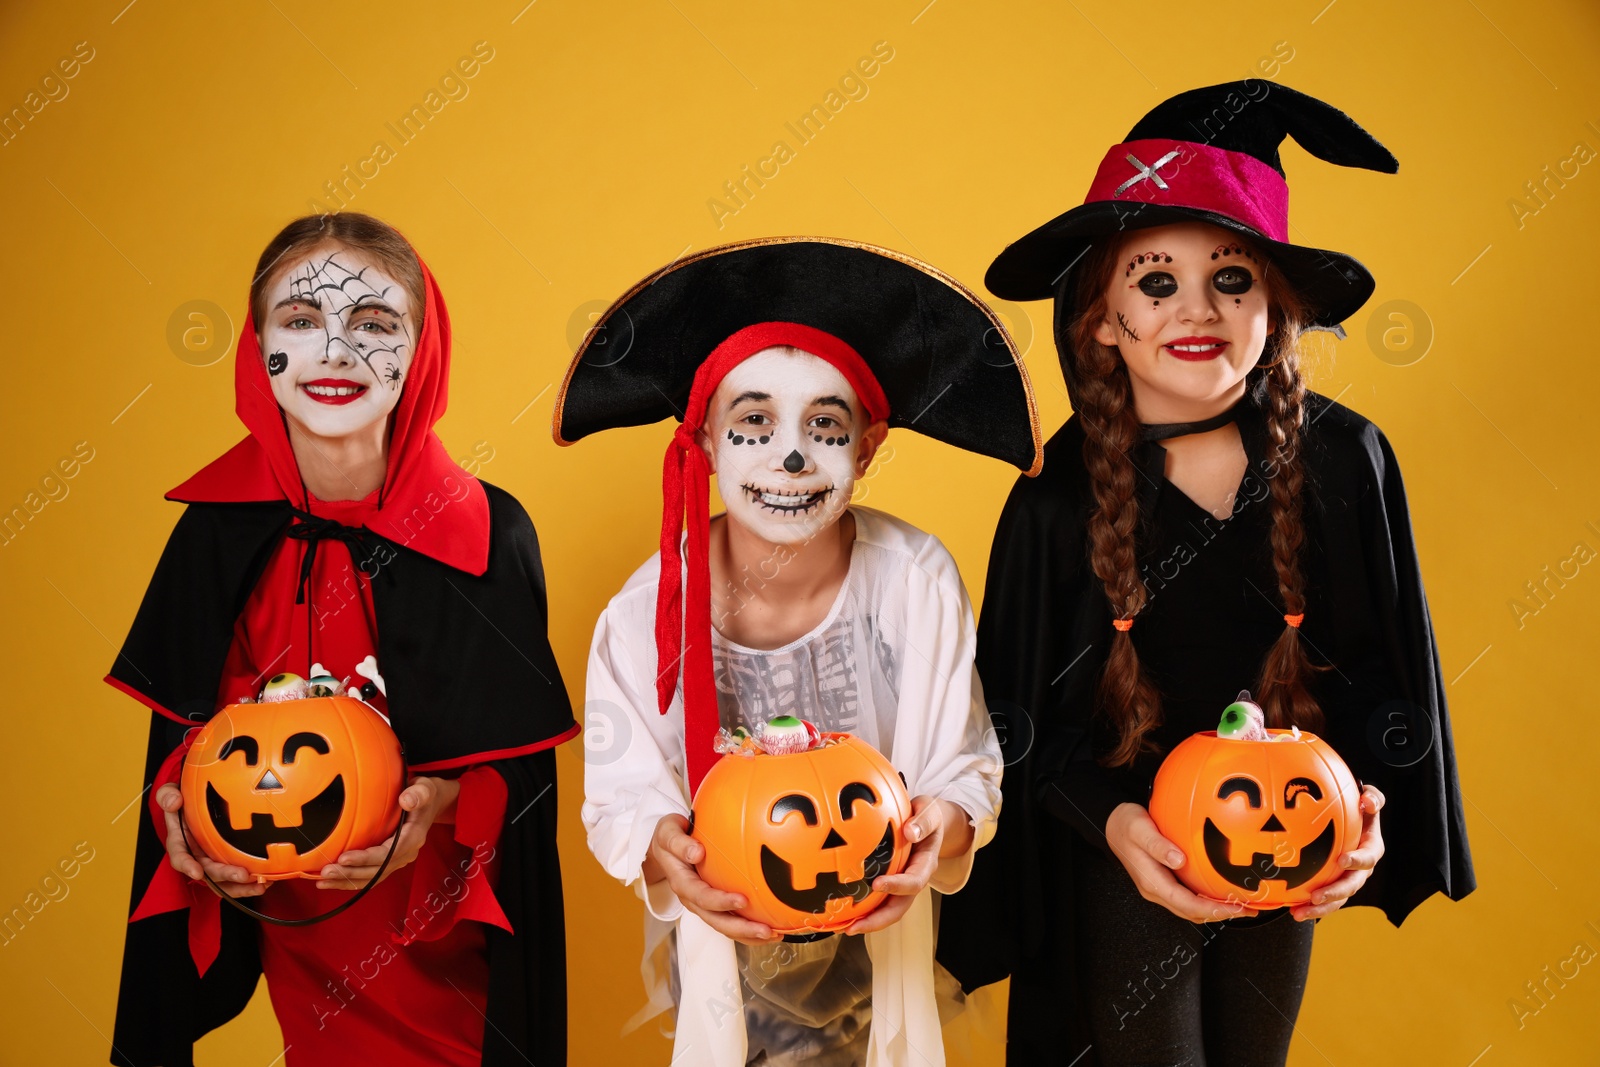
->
<box><xmin>1112</xmin><ymin>618</ymin><xmax>1134</xmax><ymax>632</ymax></box>
<box><xmin>1284</xmin><ymin>613</ymin><xmax>1305</xmax><ymax>629</ymax></box>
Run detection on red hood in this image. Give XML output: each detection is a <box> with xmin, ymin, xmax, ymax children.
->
<box><xmin>167</xmin><ymin>253</ymin><xmax>490</xmax><ymax>575</ymax></box>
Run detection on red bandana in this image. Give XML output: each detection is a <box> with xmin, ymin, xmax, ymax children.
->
<box><xmin>656</xmin><ymin>322</ymin><xmax>890</xmax><ymax>794</ymax></box>
<box><xmin>167</xmin><ymin>253</ymin><xmax>490</xmax><ymax>575</ymax></box>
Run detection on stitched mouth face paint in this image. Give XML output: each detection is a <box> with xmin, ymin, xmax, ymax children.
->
<box><xmin>259</xmin><ymin>249</ymin><xmax>415</xmax><ymax>442</ymax></box>
<box><xmin>1095</xmin><ymin>222</ymin><xmax>1273</xmax><ymax>414</ymax></box>
<box><xmin>708</xmin><ymin>347</ymin><xmax>864</xmax><ymax>546</ymax></box>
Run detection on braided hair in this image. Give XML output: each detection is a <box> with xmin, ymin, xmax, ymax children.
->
<box><xmin>1063</xmin><ymin>237</ymin><xmax>1327</xmax><ymax>767</ymax></box>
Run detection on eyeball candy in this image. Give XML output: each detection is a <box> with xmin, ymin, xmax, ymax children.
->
<box><xmin>306</xmin><ymin>674</ymin><xmax>344</xmax><ymax>698</ymax></box>
<box><xmin>1217</xmin><ymin>696</ymin><xmax>1268</xmax><ymax>741</ymax></box>
<box><xmin>755</xmin><ymin>715</ymin><xmax>822</xmax><ymax>755</ymax></box>
<box><xmin>260</xmin><ymin>672</ymin><xmax>309</xmax><ymax>703</ymax></box>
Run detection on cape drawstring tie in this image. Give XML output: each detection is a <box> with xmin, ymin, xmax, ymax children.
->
<box><xmin>285</xmin><ymin>509</ymin><xmax>385</xmax><ymax>606</ymax></box>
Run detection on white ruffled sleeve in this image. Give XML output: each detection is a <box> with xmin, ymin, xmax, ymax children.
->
<box><xmin>579</xmin><ymin>585</ymin><xmax>693</xmax><ymax>923</ymax></box>
<box><xmin>887</xmin><ymin>533</ymin><xmax>1004</xmax><ymax>895</ymax></box>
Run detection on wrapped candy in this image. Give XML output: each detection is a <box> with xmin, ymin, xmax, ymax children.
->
<box><xmin>713</xmin><ymin>725</ymin><xmax>761</xmax><ymax>757</ymax></box>
<box><xmin>711</xmin><ymin>716</ymin><xmax>825</xmax><ymax>757</ymax></box>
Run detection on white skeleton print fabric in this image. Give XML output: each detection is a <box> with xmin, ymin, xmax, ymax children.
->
<box><xmin>713</xmin><ymin>610</ymin><xmax>901</xmax><ymax>743</ymax></box>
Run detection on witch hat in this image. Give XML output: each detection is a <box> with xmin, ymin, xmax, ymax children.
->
<box><xmin>986</xmin><ymin>81</ymin><xmax>1397</xmax><ymax>332</ymax></box>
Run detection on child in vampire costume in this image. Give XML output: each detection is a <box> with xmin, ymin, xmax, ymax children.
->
<box><xmin>935</xmin><ymin>84</ymin><xmax>1475</xmax><ymax>1065</ymax></box>
<box><xmin>106</xmin><ymin>215</ymin><xmax>577</xmax><ymax>1067</ymax></box>
<box><xmin>564</xmin><ymin>238</ymin><xmax>1042</xmax><ymax>1067</ymax></box>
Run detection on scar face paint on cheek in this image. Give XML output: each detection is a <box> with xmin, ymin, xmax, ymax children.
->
<box><xmin>1115</xmin><ymin>312</ymin><xmax>1141</xmax><ymax>344</ymax></box>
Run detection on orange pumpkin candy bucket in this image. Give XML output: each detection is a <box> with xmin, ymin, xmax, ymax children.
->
<box><xmin>690</xmin><ymin>719</ymin><xmax>913</xmax><ymax>940</ymax></box>
<box><xmin>1148</xmin><ymin>698</ymin><xmax>1362</xmax><ymax>909</ymax></box>
<box><xmin>179</xmin><ymin>674</ymin><xmax>407</xmax><ymax>924</ymax></box>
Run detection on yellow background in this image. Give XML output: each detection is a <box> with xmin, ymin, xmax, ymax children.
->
<box><xmin>2</xmin><ymin>0</ymin><xmax>1596</xmax><ymax>1063</ymax></box>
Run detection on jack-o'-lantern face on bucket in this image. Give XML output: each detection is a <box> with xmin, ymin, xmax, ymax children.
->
<box><xmin>1148</xmin><ymin>730</ymin><xmax>1362</xmax><ymax>908</ymax></box>
<box><xmin>759</xmin><ymin>780</ymin><xmax>898</xmax><ymax>915</ymax></box>
<box><xmin>181</xmin><ymin>696</ymin><xmax>405</xmax><ymax>881</ymax></box>
<box><xmin>204</xmin><ymin>727</ymin><xmax>345</xmax><ymax>858</ymax></box>
<box><xmin>691</xmin><ymin>734</ymin><xmax>912</xmax><ymax>936</ymax></box>
<box><xmin>1203</xmin><ymin>771</ymin><xmax>1335</xmax><ymax>892</ymax></box>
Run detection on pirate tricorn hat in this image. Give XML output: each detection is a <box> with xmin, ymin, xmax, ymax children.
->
<box><xmin>553</xmin><ymin>236</ymin><xmax>1041</xmax><ymax>793</ymax></box>
<box><xmin>554</xmin><ymin>236</ymin><xmax>1042</xmax><ymax>474</ymax></box>
<box><xmin>987</xmin><ymin>81</ymin><xmax>1398</xmax><ymax>335</ymax></box>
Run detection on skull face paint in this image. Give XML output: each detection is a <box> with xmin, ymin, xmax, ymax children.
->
<box><xmin>706</xmin><ymin>347</ymin><xmax>874</xmax><ymax>546</ymax></box>
<box><xmin>1093</xmin><ymin>222</ymin><xmax>1273</xmax><ymax>417</ymax></box>
<box><xmin>258</xmin><ymin>249</ymin><xmax>416</xmax><ymax>441</ymax></box>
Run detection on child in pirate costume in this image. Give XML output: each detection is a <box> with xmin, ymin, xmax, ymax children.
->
<box><xmin>563</xmin><ymin>238</ymin><xmax>1042</xmax><ymax>1066</ymax></box>
<box><xmin>936</xmin><ymin>84</ymin><xmax>1475</xmax><ymax>1065</ymax></box>
<box><xmin>106</xmin><ymin>213</ymin><xmax>577</xmax><ymax>1066</ymax></box>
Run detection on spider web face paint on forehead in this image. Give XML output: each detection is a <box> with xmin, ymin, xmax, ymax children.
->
<box><xmin>259</xmin><ymin>249</ymin><xmax>419</xmax><ymax>442</ymax></box>
<box><xmin>286</xmin><ymin>252</ymin><xmax>415</xmax><ymax>390</ymax></box>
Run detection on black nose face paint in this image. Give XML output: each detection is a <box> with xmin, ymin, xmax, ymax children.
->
<box><xmin>783</xmin><ymin>450</ymin><xmax>805</xmax><ymax>474</ymax></box>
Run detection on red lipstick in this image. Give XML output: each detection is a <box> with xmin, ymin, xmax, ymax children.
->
<box><xmin>1162</xmin><ymin>336</ymin><xmax>1229</xmax><ymax>362</ymax></box>
<box><xmin>300</xmin><ymin>378</ymin><xmax>368</xmax><ymax>405</ymax></box>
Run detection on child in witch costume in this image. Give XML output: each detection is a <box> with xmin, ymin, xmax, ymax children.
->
<box><xmin>563</xmin><ymin>238</ymin><xmax>1042</xmax><ymax>1066</ymax></box>
<box><xmin>936</xmin><ymin>84</ymin><xmax>1475</xmax><ymax>1065</ymax></box>
<box><xmin>106</xmin><ymin>214</ymin><xmax>578</xmax><ymax>1066</ymax></box>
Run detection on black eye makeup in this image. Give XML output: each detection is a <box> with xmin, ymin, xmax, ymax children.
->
<box><xmin>1212</xmin><ymin>267</ymin><xmax>1254</xmax><ymax>295</ymax></box>
<box><xmin>1136</xmin><ymin>272</ymin><xmax>1178</xmax><ymax>299</ymax></box>
<box><xmin>726</xmin><ymin>427</ymin><xmax>771</xmax><ymax>446</ymax></box>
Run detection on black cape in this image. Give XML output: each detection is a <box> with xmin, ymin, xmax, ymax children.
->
<box><xmin>936</xmin><ymin>387</ymin><xmax>1474</xmax><ymax>1063</ymax></box>
<box><xmin>107</xmin><ymin>480</ymin><xmax>576</xmax><ymax>1067</ymax></box>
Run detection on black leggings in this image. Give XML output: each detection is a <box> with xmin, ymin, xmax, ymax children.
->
<box><xmin>1073</xmin><ymin>845</ymin><xmax>1315</xmax><ymax>1067</ymax></box>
